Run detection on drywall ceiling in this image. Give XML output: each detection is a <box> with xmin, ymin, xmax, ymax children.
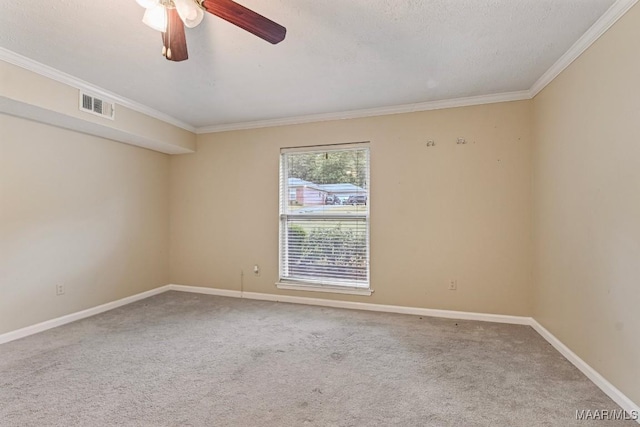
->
<box><xmin>0</xmin><ymin>0</ymin><xmax>616</xmax><ymax>129</ymax></box>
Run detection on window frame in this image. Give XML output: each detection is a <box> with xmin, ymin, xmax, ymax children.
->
<box><xmin>277</xmin><ymin>143</ymin><xmax>371</xmax><ymax>296</ymax></box>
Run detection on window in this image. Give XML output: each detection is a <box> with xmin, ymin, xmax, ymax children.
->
<box><xmin>278</xmin><ymin>143</ymin><xmax>370</xmax><ymax>294</ymax></box>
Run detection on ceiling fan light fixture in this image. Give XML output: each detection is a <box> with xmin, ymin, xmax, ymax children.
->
<box><xmin>142</xmin><ymin>4</ymin><xmax>167</xmax><ymax>32</ymax></box>
<box><xmin>174</xmin><ymin>0</ymin><xmax>204</xmax><ymax>28</ymax></box>
<box><xmin>136</xmin><ymin>0</ymin><xmax>286</xmax><ymax>62</ymax></box>
<box><xmin>136</xmin><ymin>0</ymin><xmax>160</xmax><ymax>9</ymax></box>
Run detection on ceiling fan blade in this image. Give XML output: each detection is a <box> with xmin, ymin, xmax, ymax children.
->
<box><xmin>162</xmin><ymin>8</ymin><xmax>189</xmax><ymax>62</ymax></box>
<box><xmin>201</xmin><ymin>0</ymin><xmax>286</xmax><ymax>44</ymax></box>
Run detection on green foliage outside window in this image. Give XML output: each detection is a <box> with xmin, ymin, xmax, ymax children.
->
<box><xmin>286</xmin><ymin>150</ymin><xmax>367</xmax><ymax>187</ymax></box>
<box><xmin>287</xmin><ymin>223</ymin><xmax>366</xmax><ymax>280</ymax></box>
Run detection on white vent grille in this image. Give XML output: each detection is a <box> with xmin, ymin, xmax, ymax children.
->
<box><xmin>79</xmin><ymin>92</ymin><xmax>115</xmax><ymax>120</ymax></box>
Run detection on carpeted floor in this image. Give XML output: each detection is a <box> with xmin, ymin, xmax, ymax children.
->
<box><xmin>0</xmin><ymin>291</ymin><xmax>634</xmax><ymax>426</ymax></box>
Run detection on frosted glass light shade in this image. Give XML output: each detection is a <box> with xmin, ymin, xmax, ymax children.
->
<box><xmin>173</xmin><ymin>0</ymin><xmax>204</xmax><ymax>28</ymax></box>
<box><xmin>142</xmin><ymin>4</ymin><xmax>167</xmax><ymax>32</ymax></box>
<box><xmin>136</xmin><ymin>0</ymin><xmax>160</xmax><ymax>9</ymax></box>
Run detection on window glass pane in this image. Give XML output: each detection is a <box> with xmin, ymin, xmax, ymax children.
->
<box><xmin>280</xmin><ymin>145</ymin><xmax>370</xmax><ymax>288</ymax></box>
<box><xmin>283</xmin><ymin>217</ymin><xmax>368</xmax><ymax>286</ymax></box>
<box><xmin>284</xmin><ymin>149</ymin><xmax>368</xmax><ymax>215</ymax></box>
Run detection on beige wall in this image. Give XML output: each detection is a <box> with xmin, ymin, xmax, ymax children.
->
<box><xmin>0</xmin><ymin>114</ymin><xmax>170</xmax><ymax>334</ymax></box>
<box><xmin>532</xmin><ymin>4</ymin><xmax>640</xmax><ymax>405</ymax></box>
<box><xmin>170</xmin><ymin>100</ymin><xmax>533</xmax><ymax>316</ymax></box>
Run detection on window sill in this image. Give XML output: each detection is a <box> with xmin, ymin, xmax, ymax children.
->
<box><xmin>276</xmin><ymin>282</ymin><xmax>373</xmax><ymax>296</ymax></box>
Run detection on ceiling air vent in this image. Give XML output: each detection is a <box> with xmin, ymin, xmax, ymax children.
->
<box><xmin>79</xmin><ymin>91</ymin><xmax>115</xmax><ymax>120</ymax></box>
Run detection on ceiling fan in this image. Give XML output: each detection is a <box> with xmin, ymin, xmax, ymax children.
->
<box><xmin>135</xmin><ymin>0</ymin><xmax>286</xmax><ymax>62</ymax></box>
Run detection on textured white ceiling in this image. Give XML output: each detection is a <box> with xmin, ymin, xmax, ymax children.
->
<box><xmin>0</xmin><ymin>0</ymin><xmax>616</xmax><ymax>128</ymax></box>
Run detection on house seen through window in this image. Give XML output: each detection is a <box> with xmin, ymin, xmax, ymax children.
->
<box><xmin>279</xmin><ymin>144</ymin><xmax>370</xmax><ymax>290</ymax></box>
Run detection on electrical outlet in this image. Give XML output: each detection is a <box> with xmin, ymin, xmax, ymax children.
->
<box><xmin>56</xmin><ymin>284</ymin><xmax>65</xmax><ymax>296</ymax></box>
<box><xmin>448</xmin><ymin>280</ymin><xmax>457</xmax><ymax>291</ymax></box>
<box><xmin>253</xmin><ymin>264</ymin><xmax>260</xmax><ymax>276</ymax></box>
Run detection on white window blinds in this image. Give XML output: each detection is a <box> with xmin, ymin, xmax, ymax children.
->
<box><xmin>279</xmin><ymin>144</ymin><xmax>370</xmax><ymax>289</ymax></box>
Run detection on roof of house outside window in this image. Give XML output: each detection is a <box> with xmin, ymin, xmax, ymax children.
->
<box><xmin>319</xmin><ymin>183</ymin><xmax>366</xmax><ymax>194</ymax></box>
<box><xmin>287</xmin><ymin>178</ymin><xmax>326</xmax><ymax>192</ymax></box>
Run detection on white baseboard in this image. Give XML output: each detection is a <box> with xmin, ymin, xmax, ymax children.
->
<box><xmin>0</xmin><ymin>285</ymin><xmax>171</xmax><ymax>345</ymax></box>
<box><xmin>530</xmin><ymin>320</ymin><xmax>640</xmax><ymax>423</ymax></box>
<box><xmin>2</xmin><ymin>282</ymin><xmax>637</xmax><ymax>421</ymax></box>
<box><xmin>245</xmin><ymin>290</ymin><xmax>531</xmax><ymax>324</ymax></box>
<box><xmin>167</xmin><ymin>284</ymin><xmax>530</xmax><ymax>325</ymax></box>
<box><xmin>167</xmin><ymin>284</ymin><xmax>242</xmax><ymax>298</ymax></box>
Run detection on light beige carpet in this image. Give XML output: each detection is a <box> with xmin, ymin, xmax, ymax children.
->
<box><xmin>0</xmin><ymin>291</ymin><xmax>634</xmax><ymax>426</ymax></box>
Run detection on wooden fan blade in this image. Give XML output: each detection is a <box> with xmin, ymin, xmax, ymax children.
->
<box><xmin>202</xmin><ymin>0</ymin><xmax>286</xmax><ymax>44</ymax></box>
<box><xmin>162</xmin><ymin>8</ymin><xmax>189</xmax><ymax>62</ymax></box>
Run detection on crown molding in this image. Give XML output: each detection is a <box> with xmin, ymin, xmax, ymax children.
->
<box><xmin>195</xmin><ymin>90</ymin><xmax>532</xmax><ymax>134</ymax></box>
<box><xmin>0</xmin><ymin>47</ymin><xmax>196</xmax><ymax>133</ymax></box>
<box><xmin>529</xmin><ymin>0</ymin><xmax>639</xmax><ymax>97</ymax></box>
